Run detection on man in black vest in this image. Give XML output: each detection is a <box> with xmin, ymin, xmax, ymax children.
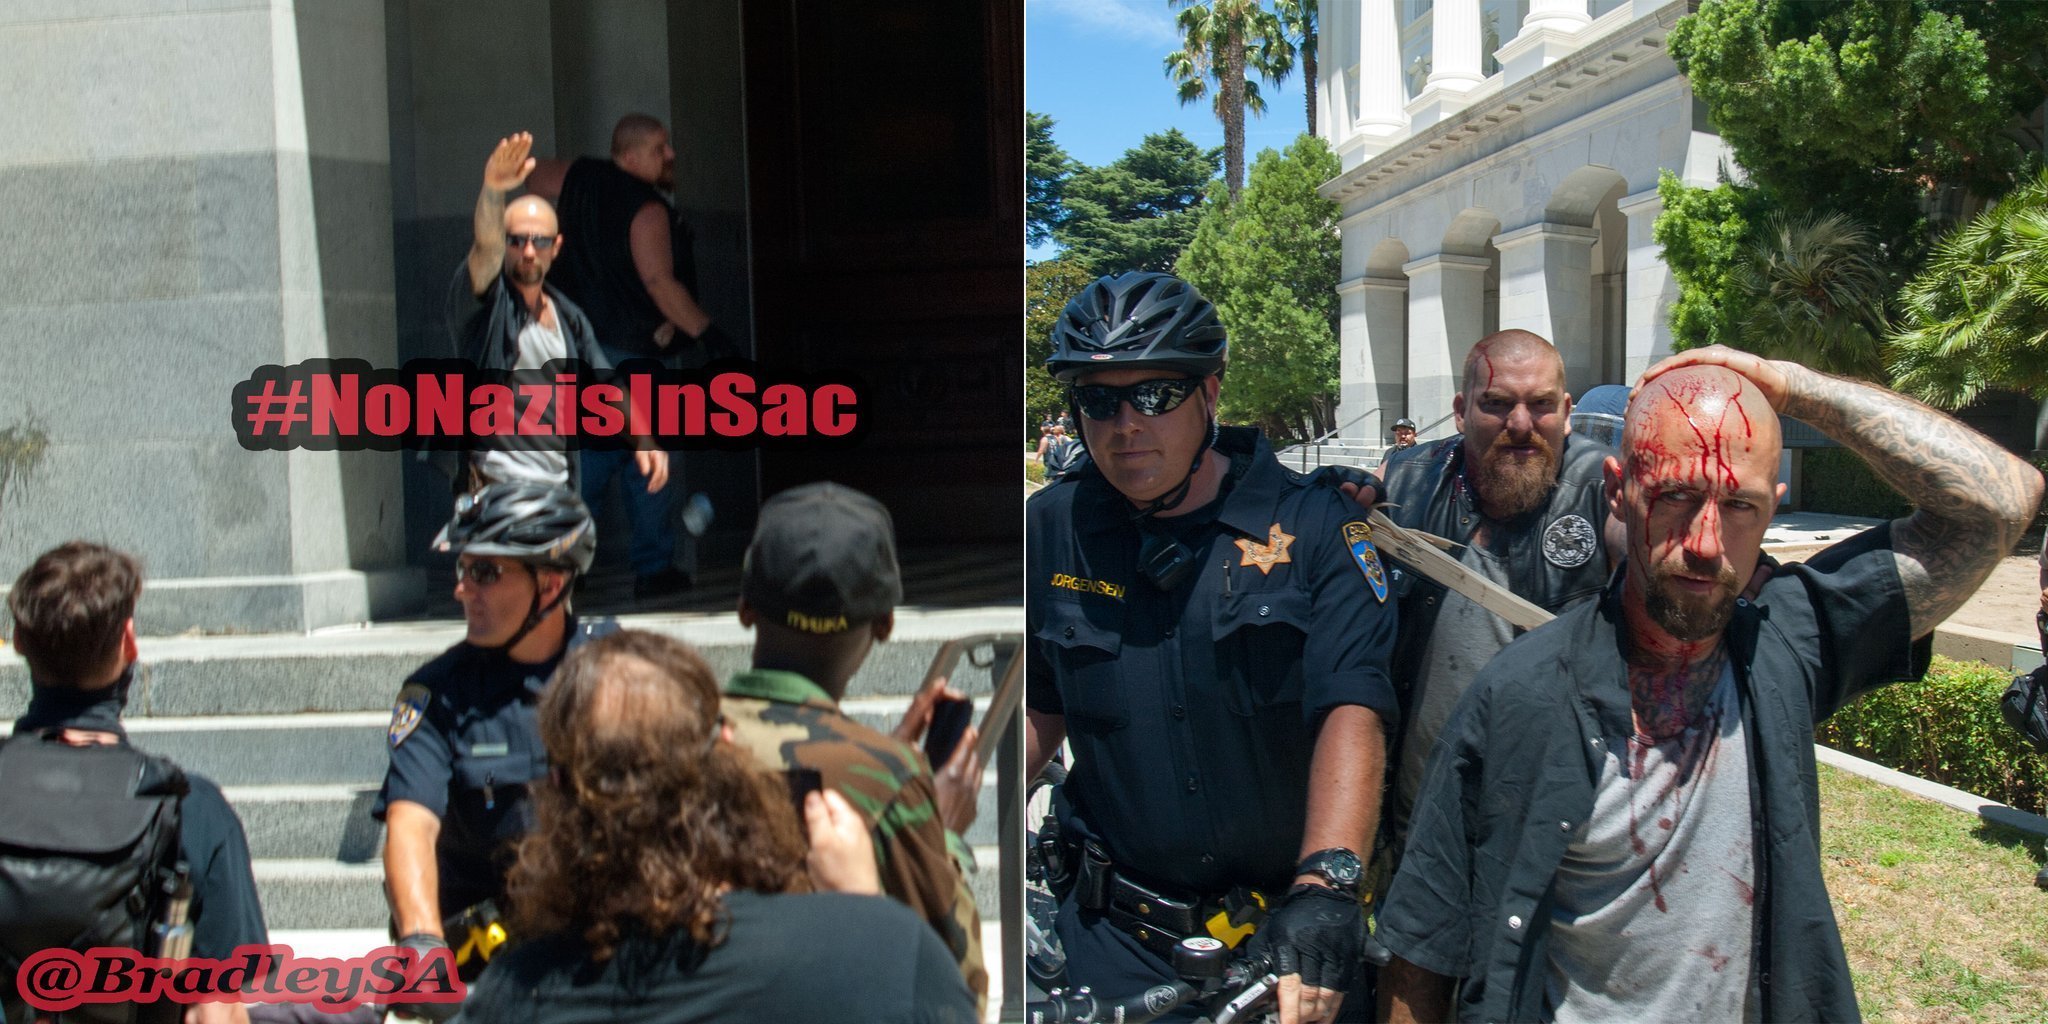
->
<box><xmin>527</xmin><ymin>115</ymin><xmax>731</xmax><ymax>601</ymax></box>
<box><xmin>1339</xmin><ymin>331</ymin><xmax>1621</xmax><ymax>908</ymax></box>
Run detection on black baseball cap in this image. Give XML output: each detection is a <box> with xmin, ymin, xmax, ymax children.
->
<box><xmin>741</xmin><ymin>483</ymin><xmax>902</xmax><ymax>634</ymax></box>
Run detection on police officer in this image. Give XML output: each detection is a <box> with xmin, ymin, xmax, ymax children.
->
<box><xmin>1024</xmin><ymin>272</ymin><xmax>1399</xmax><ymax>1024</ymax></box>
<box><xmin>375</xmin><ymin>482</ymin><xmax>610</xmax><ymax>1019</ymax></box>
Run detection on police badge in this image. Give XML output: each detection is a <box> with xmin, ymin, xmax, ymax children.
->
<box><xmin>389</xmin><ymin>683</ymin><xmax>432</xmax><ymax>748</ymax></box>
<box><xmin>1342</xmin><ymin>521</ymin><xmax>1389</xmax><ymax>603</ymax></box>
<box><xmin>1542</xmin><ymin>513</ymin><xmax>1598</xmax><ymax>569</ymax></box>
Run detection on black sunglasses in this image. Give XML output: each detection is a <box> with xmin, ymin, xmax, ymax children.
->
<box><xmin>506</xmin><ymin>233</ymin><xmax>557</xmax><ymax>252</ymax></box>
<box><xmin>455</xmin><ymin>561</ymin><xmax>508</xmax><ymax>586</ymax></box>
<box><xmin>1069</xmin><ymin>378</ymin><xmax>1201</xmax><ymax>421</ymax></box>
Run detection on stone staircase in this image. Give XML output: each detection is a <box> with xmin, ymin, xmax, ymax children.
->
<box><xmin>1274</xmin><ymin>439</ymin><xmax>1390</xmax><ymax>474</ymax></box>
<box><xmin>0</xmin><ymin>606</ymin><xmax>1020</xmax><ymax>982</ymax></box>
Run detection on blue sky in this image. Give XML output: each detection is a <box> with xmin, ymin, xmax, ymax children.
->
<box><xmin>1026</xmin><ymin>0</ymin><xmax>1311</xmax><ymax>262</ymax></box>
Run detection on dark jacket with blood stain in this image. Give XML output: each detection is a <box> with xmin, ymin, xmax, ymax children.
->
<box><xmin>1375</xmin><ymin>523</ymin><xmax>1930</xmax><ymax>1022</ymax></box>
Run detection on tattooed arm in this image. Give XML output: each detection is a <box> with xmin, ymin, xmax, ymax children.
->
<box><xmin>1643</xmin><ymin>346</ymin><xmax>2043</xmax><ymax>637</ymax></box>
<box><xmin>468</xmin><ymin>133</ymin><xmax>536</xmax><ymax>296</ymax></box>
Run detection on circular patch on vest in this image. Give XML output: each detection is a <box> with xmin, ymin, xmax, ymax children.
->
<box><xmin>1542</xmin><ymin>513</ymin><xmax>1599</xmax><ymax>569</ymax></box>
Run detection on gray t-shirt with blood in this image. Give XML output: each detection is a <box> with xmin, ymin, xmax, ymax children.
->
<box><xmin>1547</xmin><ymin>663</ymin><xmax>1757</xmax><ymax>1023</ymax></box>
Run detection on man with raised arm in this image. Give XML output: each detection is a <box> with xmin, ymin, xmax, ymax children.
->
<box><xmin>456</xmin><ymin>132</ymin><xmax>666</xmax><ymax>497</ymax></box>
<box><xmin>1377</xmin><ymin>347</ymin><xmax>2042</xmax><ymax>1022</ymax></box>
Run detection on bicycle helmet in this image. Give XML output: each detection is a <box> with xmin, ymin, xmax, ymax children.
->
<box><xmin>1045</xmin><ymin>272</ymin><xmax>1228</xmax><ymax>383</ymax></box>
<box><xmin>433</xmin><ymin>481</ymin><xmax>596</xmax><ymax>574</ymax></box>
<box><xmin>434</xmin><ymin>482</ymin><xmax>595</xmax><ymax>650</ymax></box>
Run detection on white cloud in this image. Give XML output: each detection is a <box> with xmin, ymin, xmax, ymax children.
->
<box><xmin>1029</xmin><ymin>0</ymin><xmax>1183</xmax><ymax>50</ymax></box>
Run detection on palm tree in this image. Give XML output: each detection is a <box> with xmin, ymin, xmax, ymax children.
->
<box><xmin>1889</xmin><ymin>170</ymin><xmax>2048</xmax><ymax>409</ymax></box>
<box><xmin>1164</xmin><ymin>0</ymin><xmax>1292</xmax><ymax>203</ymax></box>
<box><xmin>1273</xmin><ymin>0</ymin><xmax>1317</xmax><ymax>136</ymax></box>
<box><xmin>1736</xmin><ymin>211</ymin><xmax>1892</xmax><ymax>381</ymax></box>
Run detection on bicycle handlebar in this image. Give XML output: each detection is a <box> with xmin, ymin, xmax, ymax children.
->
<box><xmin>1026</xmin><ymin>979</ymin><xmax>1201</xmax><ymax>1024</ymax></box>
<box><xmin>1025</xmin><ymin>954</ymin><xmax>1276</xmax><ymax>1024</ymax></box>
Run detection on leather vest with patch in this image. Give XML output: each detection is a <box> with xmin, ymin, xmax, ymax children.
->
<box><xmin>1379</xmin><ymin>435</ymin><xmax>1614</xmax><ymax>702</ymax></box>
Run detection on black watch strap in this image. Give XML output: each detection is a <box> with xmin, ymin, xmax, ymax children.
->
<box><xmin>1295</xmin><ymin>847</ymin><xmax>1362</xmax><ymax>894</ymax></box>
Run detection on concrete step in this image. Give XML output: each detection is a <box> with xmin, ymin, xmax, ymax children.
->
<box><xmin>227</xmin><ymin>768</ymin><xmax>1007</xmax><ymax>862</ymax></box>
<box><xmin>94</xmin><ymin>694</ymin><xmax>996</xmax><ymax>788</ymax></box>
<box><xmin>254</xmin><ymin>844</ymin><xmax>1005</xmax><ymax>932</ymax></box>
<box><xmin>0</xmin><ymin>609</ymin><xmax>1023</xmax><ymax>717</ymax></box>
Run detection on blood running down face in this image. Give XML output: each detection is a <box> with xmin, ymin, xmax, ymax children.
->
<box><xmin>1608</xmin><ymin>365</ymin><xmax>1786</xmax><ymax>650</ymax></box>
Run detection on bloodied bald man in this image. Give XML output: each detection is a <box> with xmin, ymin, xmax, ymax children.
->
<box><xmin>1375</xmin><ymin>346</ymin><xmax>2042</xmax><ymax>1023</ymax></box>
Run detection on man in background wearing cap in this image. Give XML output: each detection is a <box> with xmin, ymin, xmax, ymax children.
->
<box><xmin>1390</xmin><ymin>418</ymin><xmax>1418</xmax><ymax>451</ymax></box>
<box><xmin>374</xmin><ymin>482</ymin><xmax>614</xmax><ymax>1021</ymax></box>
<box><xmin>723</xmin><ymin>482</ymin><xmax>989</xmax><ymax>1010</ymax></box>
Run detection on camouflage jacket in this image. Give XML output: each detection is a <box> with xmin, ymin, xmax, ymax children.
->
<box><xmin>723</xmin><ymin>669</ymin><xmax>987</xmax><ymax>1007</ymax></box>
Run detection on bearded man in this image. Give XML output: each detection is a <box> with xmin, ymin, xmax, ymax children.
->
<box><xmin>1377</xmin><ymin>349</ymin><xmax>2041</xmax><ymax>1022</ymax></box>
<box><xmin>1369</xmin><ymin>330</ymin><xmax>1619</xmax><ymax>898</ymax></box>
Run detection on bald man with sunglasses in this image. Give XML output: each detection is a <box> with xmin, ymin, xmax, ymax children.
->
<box><xmin>454</xmin><ymin>133</ymin><xmax>667</xmax><ymax>498</ymax></box>
<box><xmin>1025</xmin><ymin>272</ymin><xmax>1398</xmax><ymax>1024</ymax></box>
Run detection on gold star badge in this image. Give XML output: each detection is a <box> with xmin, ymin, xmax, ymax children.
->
<box><xmin>1235</xmin><ymin>523</ymin><xmax>1295</xmax><ymax>575</ymax></box>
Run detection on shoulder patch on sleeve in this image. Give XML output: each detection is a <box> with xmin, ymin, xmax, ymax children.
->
<box><xmin>1342</xmin><ymin>520</ymin><xmax>1389</xmax><ymax>604</ymax></box>
<box><xmin>389</xmin><ymin>683</ymin><xmax>432</xmax><ymax>749</ymax></box>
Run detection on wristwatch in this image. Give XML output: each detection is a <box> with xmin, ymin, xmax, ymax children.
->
<box><xmin>1295</xmin><ymin>847</ymin><xmax>1363</xmax><ymax>895</ymax></box>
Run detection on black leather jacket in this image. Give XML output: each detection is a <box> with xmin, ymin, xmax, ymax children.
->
<box><xmin>1378</xmin><ymin>434</ymin><xmax>1615</xmax><ymax>703</ymax></box>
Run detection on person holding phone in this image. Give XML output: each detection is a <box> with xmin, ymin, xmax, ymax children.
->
<box><xmin>722</xmin><ymin>482</ymin><xmax>989</xmax><ymax>1011</ymax></box>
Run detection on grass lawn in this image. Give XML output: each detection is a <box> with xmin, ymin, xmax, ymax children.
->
<box><xmin>1820</xmin><ymin>763</ymin><xmax>2048</xmax><ymax>1022</ymax></box>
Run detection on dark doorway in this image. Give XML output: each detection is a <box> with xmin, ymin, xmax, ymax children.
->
<box><xmin>741</xmin><ymin>0</ymin><xmax>1023</xmax><ymax>550</ymax></box>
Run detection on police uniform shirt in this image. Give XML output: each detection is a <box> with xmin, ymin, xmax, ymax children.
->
<box><xmin>1025</xmin><ymin>426</ymin><xmax>1398</xmax><ymax>896</ymax></box>
<box><xmin>374</xmin><ymin>617</ymin><xmax>608</xmax><ymax>915</ymax></box>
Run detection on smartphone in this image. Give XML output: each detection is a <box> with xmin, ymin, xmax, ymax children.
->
<box><xmin>924</xmin><ymin>695</ymin><xmax>974</xmax><ymax>769</ymax></box>
<box><xmin>785</xmin><ymin>767</ymin><xmax>824</xmax><ymax>820</ymax></box>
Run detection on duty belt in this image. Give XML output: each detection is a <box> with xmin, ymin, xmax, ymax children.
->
<box><xmin>1070</xmin><ymin>839</ymin><xmax>1267</xmax><ymax>961</ymax></box>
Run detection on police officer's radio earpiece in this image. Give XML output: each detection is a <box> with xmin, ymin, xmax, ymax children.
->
<box><xmin>1137</xmin><ymin>530</ymin><xmax>1197</xmax><ymax>591</ymax></box>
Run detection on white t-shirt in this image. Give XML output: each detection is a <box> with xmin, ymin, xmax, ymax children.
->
<box><xmin>1547</xmin><ymin>662</ymin><xmax>1758</xmax><ymax>1023</ymax></box>
<box><xmin>474</xmin><ymin>311</ymin><xmax>571</xmax><ymax>487</ymax></box>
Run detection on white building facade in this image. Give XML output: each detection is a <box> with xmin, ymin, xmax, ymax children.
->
<box><xmin>1317</xmin><ymin>0</ymin><xmax>1730</xmax><ymax>442</ymax></box>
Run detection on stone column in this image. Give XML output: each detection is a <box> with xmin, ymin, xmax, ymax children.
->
<box><xmin>1337</xmin><ymin>275</ymin><xmax>1410</xmax><ymax>442</ymax></box>
<box><xmin>1493</xmin><ymin>222</ymin><xmax>1599</xmax><ymax>396</ymax></box>
<box><xmin>1618</xmin><ymin>189</ymin><xmax>1676</xmax><ymax>385</ymax></box>
<box><xmin>1403</xmin><ymin>253</ymin><xmax>1490</xmax><ymax>432</ymax></box>
<box><xmin>1496</xmin><ymin>0</ymin><xmax>1591</xmax><ymax>81</ymax></box>
<box><xmin>1427</xmin><ymin>0</ymin><xmax>1486</xmax><ymax>93</ymax></box>
<box><xmin>1354</xmin><ymin>0</ymin><xmax>1408</xmax><ymax>155</ymax></box>
<box><xmin>0</xmin><ymin>0</ymin><xmax>419</xmax><ymax>632</ymax></box>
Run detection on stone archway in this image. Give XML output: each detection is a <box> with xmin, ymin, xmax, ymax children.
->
<box><xmin>1490</xmin><ymin>165</ymin><xmax>1627</xmax><ymax>397</ymax></box>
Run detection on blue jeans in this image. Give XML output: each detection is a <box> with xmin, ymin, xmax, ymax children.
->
<box><xmin>580</xmin><ymin>448</ymin><xmax>692</xmax><ymax>577</ymax></box>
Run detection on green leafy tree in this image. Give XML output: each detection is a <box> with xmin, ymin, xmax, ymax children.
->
<box><xmin>1274</xmin><ymin>0</ymin><xmax>1318</xmax><ymax>135</ymax></box>
<box><xmin>1053</xmin><ymin>129</ymin><xmax>1221</xmax><ymax>276</ymax></box>
<box><xmin>1177</xmin><ymin>134</ymin><xmax>1341</xmax><ymax>441</ymax></box>
<box><xmin>1026</xmin><ymin>257</ymin><xmax>1099</xmax><ymax>436</ymax></box>
<box><xmin>1657</xmin><ymin>0</ymin><xmax>2048</xmax><ymax>370</ymax></box>
<box><xmin>1027</xmin><ymin>111</ymin><xmax>1074</xmax><ymax>248</ymax></box>
<box><xmin>1890</xmin><ymin>169</ymin><xmax>2048</xmax><ymax>409</ymax></box>
<box><xmin>1654</xmin><ymin>171</ymin><xmax>1770</xmax><ymax>352</ymax></box>
<box><xmin>1164</xmin><ymin>0</ymin><xmax>1293</xmax><ymax>203</ymax></box>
